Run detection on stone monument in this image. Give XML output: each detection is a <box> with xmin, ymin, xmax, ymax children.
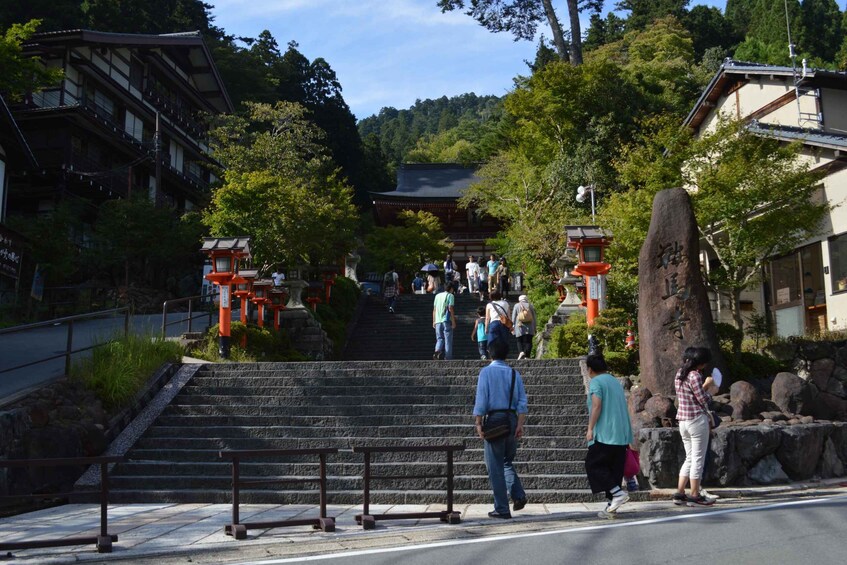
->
<box><xmin>638</xmin><ymin>188</ymin><xmax>723</xmax><ymax>396</ymax></box>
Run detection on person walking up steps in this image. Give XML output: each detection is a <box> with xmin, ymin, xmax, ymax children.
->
<box><xmin>382</xmin><ymin>265</ymin><xmax>399</xmax><ymax>313</ymax></box>
<box><xmin>473</xmin><ymin>337</ymin><xmax>528</xmax><ymax>519</ymax></box>
<box><xmin>432</xmin><ymin>281</ymin><xmax>456</xmax><ymax>360</ymax></box>
<box><xmin>466</xmin><ymin>255</ymin><xmax>480</xmax><ymax>299</ymax></box>
<box><xmin>472</xmin><ymin>306</ymin><xmax>488</xmax><ymax>360</ymax></box>
<box><xmin>511</xmin><ymin>295</ymin><xmax>536</xmax><ymax>360</ymax></box>
<box><xmin>584</xmin><ymin>353</ymin><xmax>633</xmax><ymax>519</ymax></box>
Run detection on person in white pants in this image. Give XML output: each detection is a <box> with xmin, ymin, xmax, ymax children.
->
<box><xmin>673</xmin><ymin>346</ymin><xmax>716</xmax><ymax>507</ymax></box>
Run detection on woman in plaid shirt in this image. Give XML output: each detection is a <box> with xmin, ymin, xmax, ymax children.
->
<box><xmin>673</xmin><ymin>347</ymin><xmax>716</xmax><ymax>507</ymax></box>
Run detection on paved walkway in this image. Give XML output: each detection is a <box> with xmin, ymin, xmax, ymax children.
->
<box><xmin>2</xmin><ymin>480</ymin><xmax>846</xmax><ymax>564</ymax></box>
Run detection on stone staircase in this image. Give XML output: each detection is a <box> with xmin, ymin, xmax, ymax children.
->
<box><xmin>343</xmin><ymin>292</ymin><xmax>485</xmax><ymax>360</ymax></box>
<box><xmin>102</xmin><ymin>359</ymin><xmax>611</xmax><ymax>504</ymax></box>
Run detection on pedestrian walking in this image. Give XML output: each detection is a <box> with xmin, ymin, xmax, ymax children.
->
<box><xmin>673</xmin><ymin>346</ymin><xmax>717</xmax><ymax>508</ymax></box>
<box><xmin>466</xmin><ymin>255</ymin><xmax>480</xmax><ymax>298</ymax></box>
<box><xmin>486</xmin><ymin>254</ymin><xmax>499</xmax><ymax>294</ymax></box>
<box><xmin>382</xmin><ymin>265</ymin><xmax>399</xmax><ymax>313</ymax></box>
<box><xmin>473</xmin><ymin>337</ymin><xmax>528</xmax><ymax>518</ymax></box>
<box><xmin>444</xmin><ymin>253</ymin><xmax>456</xmax><ymax>285</ymax></box>
<box><xmin>426</xmin><ymin>271</ymin><xmax>442</xmax><ymax>294</ymax></box>
<box><xmin>432</xmin><ymin>281</ymin><xmax>456</xmax><ymax>360</ymax></box>
<box><xmin>411</xmin><ymin>273</ymin><xmax>425</xmax><ymax>294</ymax></box>
<box><xmin>511</xmin><ymin>295</ymin><xmax>536</xmax><ymax>360</ymax></box>
<box><xmin>484</xmin><ymin>290</ymin><xmax>511</xmax><ymax>338</ymax></box>
<box><xmin>496</xmin><ymin>257</ymin><xmax>510</xmax><ymax>298</ymax></box>
<box><xmin>271</xmin><ymin>267</ymin><xmax>286</xmax><ymax>287</ymax></box>
<box><xmin>584</xmin><ymin>353</ymin><xmax>633</xmax><ymax>519</ymax></box>
<box><xmin>472</xmin><ymin>306</ymin><xmax>488</xmax><ymax>360</ymax></box>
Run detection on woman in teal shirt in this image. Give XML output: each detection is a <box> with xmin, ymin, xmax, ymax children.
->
<box><xmin>584</xmin><ymin>354</ymin><xmax>633</xmax><ymax>518</ymax></box>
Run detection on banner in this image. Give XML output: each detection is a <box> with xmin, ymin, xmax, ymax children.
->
<box><xmin>30</xmin><ymin>264</ymin><xmax>45</xmax><ymax>301</ymax></box>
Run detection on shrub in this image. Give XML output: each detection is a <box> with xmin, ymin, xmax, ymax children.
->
<box><xmin>591</xmin><ymin>308</ymin><xmax>634</xmax><ymax>354</ymax></box>
<box><xmin>605</xmin><ymin>350</ymin><xmax>639</xmax><ymax>377</ymax></box>
<box><xmin>190</xmin><ymin>322</ymin><xmax>306</xmax><ymax>362</ymax></box>
<box><xmin>716</xmin><ymin>322</ymin><xmax>743</xmax><ymax>355</ymax></box>
<box><xmin>71</xmin><ymin>333</ymin><xmax>183</xmax><ymax>410</ymax></box>
<box><xmin>722</xmin><ymin>350</ymin><xmax>787</xmax><ymax>385</ymax></box>
<box><xmin>315</xmin><ymin>276</ymin><xmax>361</xmax><ymax>357</ymax></box>
<box><xmin>546</xmin><ymin>311</ymin><xmax>588</xmax><ymax>358</ymax></box>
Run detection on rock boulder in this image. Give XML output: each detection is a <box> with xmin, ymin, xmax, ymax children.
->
<box><xmin>772</xmin><ymin>372</ymin><xmax>815</xmax><ymax>416</ymax></box>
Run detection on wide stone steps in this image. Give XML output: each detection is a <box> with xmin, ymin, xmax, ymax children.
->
<box><xmin>132</xmin><ymin>435</ymin><xmax>590</xmax><ymax>450</ymax></box>
<box><xmin>154</xmin><ymin>415</ymin><xmax>582</xmax><ymax>427</ymax></box>
<box><xmin>125</xmin><ymin>447</ymin><xmax>588</xmax><ymax>463</ymax></box>
<box><xmin>343</xmin><ymin>294</ymin><xmax>486</xmax><ymax>360</ymax></box>
<box><xmin>116</xmin><ymin>460</ymin><xmax>589</xmax><ymax>477</ymax></box>
<box><xmin>108</xmin><ymin>474</ymin><xmax>591</xmax><ymax>491</ymax></box>
<box><xmin>95</xmin><ymin>489</ymin><xmax>603</xmax><ymax>505</ymax></box>
<box><xmin>100</xmin><ymin>357</ymin><xmax>621</xmax><ymax>503</ymax></box>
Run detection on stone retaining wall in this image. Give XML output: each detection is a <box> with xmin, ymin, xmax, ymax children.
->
<box><xmin>639</xmin><ymin>422</ymin><xmax>847</xmax><ymax>487</ymax></box>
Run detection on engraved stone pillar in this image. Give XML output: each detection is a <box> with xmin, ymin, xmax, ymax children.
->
<box><xmin>345</xmin><ymin>253</ymin><xmax>360</xmax><ymax>283</ymax></box>
<box><xmin>638</xmin><ymin>188</ymin><xmax>724</xmax><ymax>396</ymax></box>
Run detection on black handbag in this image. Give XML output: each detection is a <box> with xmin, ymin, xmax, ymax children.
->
<box><xmin>481</xmin><ymin>369</ymin><xmax>516</xmax><ymax>441</ymax></box>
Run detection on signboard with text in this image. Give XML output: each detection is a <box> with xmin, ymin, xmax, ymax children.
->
<box><xmin>0</xmin><ymin>224</ymin><xmax>23</xmax><ymax>280</ymax></box>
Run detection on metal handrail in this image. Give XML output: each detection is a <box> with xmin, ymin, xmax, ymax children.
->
<box><xmin>0</xmin><ymin>307</ymin><xmax>130</xmax><ymax>376</ymax></box>
<box><xmin>353</xmin><ymin>444</ymin><xmax>464</xmax><ymax>529</ymax></box>
<box><xmin>161</xmin><ymin>290</ymin><xmax>219</xmax><ymax>338</ymax></box>
<box><xmin>0</xmin><ymin>455</ymin><xmax>124</xmax><ymax>553</ymax></box>
<box><xmin>219</xmin><ymin>448</ymin><xmax>338</xmax><ymax>539</ymax></box>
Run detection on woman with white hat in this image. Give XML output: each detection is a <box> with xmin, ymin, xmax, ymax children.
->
<box><xmin>511</xmin><ymin>295</ymin><xmax>537</xmax><ymax>360</ymax></box>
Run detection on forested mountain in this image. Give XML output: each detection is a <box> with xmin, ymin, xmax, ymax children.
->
<box><xmin>357</xmin><ymin>93</ymin><xmax>506</xmax><ymax>168</ymax></box>
<box><xmin>0</xmin><ymin>1</ymin><xmax>378</xmax><ymax>205</ymax></box>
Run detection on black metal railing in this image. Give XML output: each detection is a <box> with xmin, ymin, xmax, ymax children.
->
<box><xmin>0</xmin><ymin>455</ymin><xmax>124</xmax><ymax>553</ymax></box>
<box><xmin>219</xmin><ymin>448</ymin><xmax>338</xmax><ymax>539</ymax></box>
<box><xmin>0</xmin><ymin>308</ymin><xmax>130</xmax><ymax>377</ymax></box>
<box><xmin>353</xmin><ymin>445</ymin><xmax>464</xmax><ymax>529</ymax></box>
<box><xmin>161</xmin><ymin>291</ymin><xmax>219</xmax><ymax>339</ymax></box>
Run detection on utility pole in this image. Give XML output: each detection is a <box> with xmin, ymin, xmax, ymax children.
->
<box><xmin>154</xmin><ymin>111</ymin><xmax>161</xmax><ymax>206</ymax></box>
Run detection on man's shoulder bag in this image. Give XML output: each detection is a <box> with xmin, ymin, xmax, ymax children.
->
<box><xmin>482</xmin><ymin>369</ymin><xmax>516</xmax><ymax>441</ymax></box>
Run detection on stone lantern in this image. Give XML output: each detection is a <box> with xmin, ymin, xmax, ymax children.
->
<box><xmin>565</xmin><ymin>226</ymin><xmax>612</xmax><ymax>327</ymax></box>
<box><xmin>201</xmin><ymin>236</ymin><xmax>251</xmax><ymax>358</ymax></box>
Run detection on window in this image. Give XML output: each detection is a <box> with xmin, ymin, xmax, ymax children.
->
<box><xmin>770</xmin><ymin>253</ymin><xmax>801</xmax><ymax>306</ymax></box>
<box><xmin>124</xmin><ymin>110</ymin><xmax>144</xmax><ymax>141</ymax></box>
<box><xmin>169</xmin><ymin>140</ymin><xmax>184</xmax><ymax>172</ymax></box>
<box><xmin>829</xmin><ymin>233</ymin><xmax>847</xmax><ymax>292</ymax></box>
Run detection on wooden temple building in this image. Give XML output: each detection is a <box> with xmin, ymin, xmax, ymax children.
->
<box><xmin>371</xmin><ymin>163</ymin><xmax>502</xmax><ymax>262</ymax></box>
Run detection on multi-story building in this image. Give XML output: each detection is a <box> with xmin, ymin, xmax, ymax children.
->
<box><xmin>685</xmin><ymin>60</ymin><xmax>847</xmax><ymax>337</ymax></box>
<box><xmin>5</xmin><ymin>29</ymin><xmax>232</xmax><ymax>222</ymax></box>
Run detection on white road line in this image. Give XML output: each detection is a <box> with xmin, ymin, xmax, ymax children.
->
<box><xmin>235</xmin><ymin>494</ymin><xmax>847</xmax><ymax>564</ymax></box>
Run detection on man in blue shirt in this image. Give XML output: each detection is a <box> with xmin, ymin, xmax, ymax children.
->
<box><xmin>473</xmin><ymin>338</ymin><xmax>528</xmax><ymax>518</ymax></box>
<box><xmin>584</xmin><ymin>353</ymin><xmax>633</xmax><ymax>518</ymax></box>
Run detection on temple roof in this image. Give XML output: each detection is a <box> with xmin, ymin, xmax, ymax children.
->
<box><xmin>372</xmin><ymin>163</ymin><xmax>481</xmax><ymax>201</ymax></box>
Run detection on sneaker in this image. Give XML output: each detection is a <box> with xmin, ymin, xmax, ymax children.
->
<box><xmin>389</xmin><ymin>307</ymin><xmax>394</xmax><ymax>313</ymax></box>
<box><xmin>480</xmin><ymin>355</ymin><xmax>487</xmax><ymax>360</ymax></box>
<box><xmin>672</xmin><ymin>492</ymin><xmax>687</xmax><ymax>506</ymax></box>
<box><xmin>597</xmin><ymin>503</ymin><xmax>615</xmax><ymax>519</ymax></box>
<box><xmin>432</xmin><ymin>351</ymin><xmax>443</xmax><ymax>360</ymax></box>
<box><xmin>686</xmin><ymin>494</ymin><xmax>715</xmax><ymax>507</ymax></box>
<box><xmin>626</xmin><ymin>477</ymin><xmax>639</xmax><ymax>492</ymax></box>
<box><xmin>607</xmin><ymin>490</ymin><xmax>629</xmax><ymax>512</ymax></box>
<box><xmin>517</xmin><ymin>352</ymin><xmax>526</xmax><ymax>360</ymax></box>
<box><xmin>513</xmin><ymin>498</ymin><xmax>527</xmax><ymax>511</ymax></box>
<box><xmin>488</xmin><ymin>511</ymin><xmax>512</xmax><ymax>519</ymax></box>
<box><xmin>700</xmin><ymin>488</ymin><xmax>719</xmax><ymax>502</ymax></box>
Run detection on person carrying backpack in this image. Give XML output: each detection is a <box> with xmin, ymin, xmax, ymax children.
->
<box><xmin>382</xmin><ymin>265</ymin><xmax>399</xmax><ymax>313</ymax></box>
<box><xmin>511</xmin><ymin>295</ymin><xmax>536</xmax><ymax>360</ymax></box>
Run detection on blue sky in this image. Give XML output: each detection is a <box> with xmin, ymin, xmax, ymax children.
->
<box><xmin>208</xmin><ymin>1</ymin><xmax>726</xmax><ymax>121</ymax></box>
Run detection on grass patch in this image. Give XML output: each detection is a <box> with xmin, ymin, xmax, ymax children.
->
<box><xmin>70</xmin><ymin>333</ymin><xmax>183</xmax><ymax>410</ymax></box>
<box><xmin>189</xmin><ymin>322</ymin><xmax>308</xmax><ymax>362</ymax></box>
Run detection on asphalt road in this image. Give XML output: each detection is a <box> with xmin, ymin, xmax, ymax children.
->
<box><xmin>237</xmin><ymin>494</ymin><xmax>847</xmax><ymax>565</ymax></box>
<box><xmin>0</xmin><ymin>310</ymin><xmax>223</xmax><ymax>401</ymax></box>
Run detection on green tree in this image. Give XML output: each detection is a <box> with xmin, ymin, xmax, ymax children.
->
<box><xmin>607</xmin><ymin>117</ymin><xmax>828</xmax><ymax>329</ymax></box>
<box><xmin>614</xmin><ymin>0</ymin><xmax>690</xmax><ymax>31</ymax></box>
<box><xmin>798</xmin><ymin>0</ymin><xmax>842</xmax><ymax>64</ymax></box>
<box><xmin>364</xmin><ymin>210</ymin><xmax>453</xmax><ymax>275</ymax></box>
<box><xmin>205</xmin><ymin>101</ymin><xmax>357</xmax><ymax>270</ymax></box>
<box><xmin>688</xmin><ymin>119</ymin><xmax>828</xmax><ymax>329</ymax></box>
<box><xmin>436</xmin><ymin>0</ymin><xmax>593</xmax><ymax>65</ymax></box>
<box><xmin>683</xmin><ymin>5</ymin><xmax>739</xmax><ymax>61</ymax></box>
<box><xmin>0</xmin><ymin>20</ymin><xmax>63</xmax><ymax>100</ymax></box>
